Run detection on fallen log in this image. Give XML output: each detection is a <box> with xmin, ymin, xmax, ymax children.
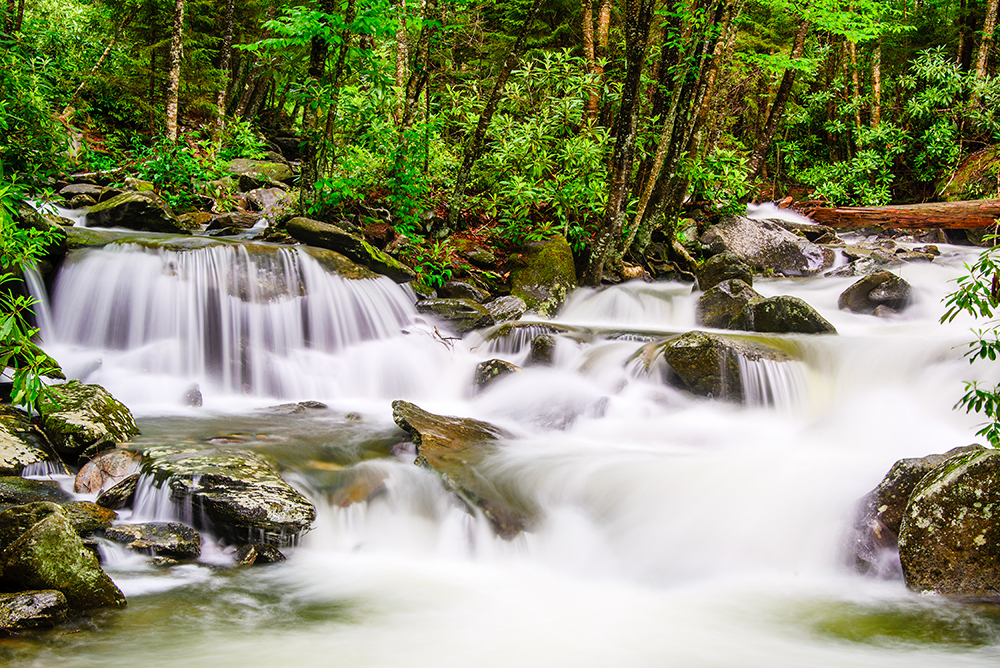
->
<box><xmin>797</xmin><ymin>199</ymin><xmax>1000</xmax><ymax>229</ymax></box>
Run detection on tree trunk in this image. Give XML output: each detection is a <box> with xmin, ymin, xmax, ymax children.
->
<box><xmin>582</xmin><ymin>0</ymin><xmax>655</xmax><ymax>285</ymax></box>
<box><xmin>804</xmin><ymin>199</ymin><xmax>1000</xmax><ymax>229</ymax></box>
<box><xmin>14</xmin><ymin>0</ymin><xmax>24</xmax><ymax>33</ymax></box>
<box><xmin>233</xmin><ymin>3</ymin><xmax>276</xmax><ymax>118</ymax></box>
<box><xmin>976</xmin><ymin>0</ymin><xmax>1000</xmax><ymax>78</ymax></box>
<box><xmin>164</xmin><ymin>0</ymin><xmax>185</xmax><ymax>141</ymax></box>
<box><xmin>395</xmin><ymin>0</ymin><xmax>409</xmax><ymax>121</ymax></box>
<box><xmin>872</xmin><ymin>37</ymin><xmax>881</xmax><ymax>126</ymax></box>
<box><xmin>63</xmin><ymin>11</ymin><xmax>136</xmax><ymax>114</ymax></box>
<box><xmin>847</xmin><ymin>39</ymin><xmax>862</xmax><ymax>133</ymax></box>
<box><xmin>399</xmin><ymin>0</ymin><xmax>439</xmax><ymax>135</ymax></box>
<box><xmin>746</xmin><ymin>19</ymin><xmax>808</xmax><ymax>179</ymax></box>
<box><xmin>582</xmin><ymin>0</ymin><xmax>598</xmax><ymax>125</ymax></box>
<box><xmin>4</xmin><ymin>0</ymin><xmax>12</xmax><ymax>33</ymax></box>
<box><xmin>446</xmin><ymin>0</ymin><xmax>543</xmax><ymax>229</ymax></box>
<box><xmin>214</xmin><ymin>0</ymin><xmax>236</xmax><ymax>142</ymax></box>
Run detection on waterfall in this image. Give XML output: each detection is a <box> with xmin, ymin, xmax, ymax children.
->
<box><xmin>738</xmin><ymin>356</ymin><xmax>808</xmax><ymax>411</ymax></box>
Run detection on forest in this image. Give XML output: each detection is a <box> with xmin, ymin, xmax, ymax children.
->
<box><xmin>2</xmin><ymin>0</ymin><xmax>1000</xmax><ymax>286</ymax></box>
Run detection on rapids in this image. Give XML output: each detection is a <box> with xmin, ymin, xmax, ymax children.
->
<box><xmin>7</xmin><ymin>231</ymin><xmax>1000</xmax><ymax>667</ymax></box>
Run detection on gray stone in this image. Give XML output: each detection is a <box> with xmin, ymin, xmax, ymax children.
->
<box><xmin>86</xmin><ymin>191</ymin><xmax>195</xmax><ymax>234</ymax></box>
<box><xmin>103</xmin><ymin>522</ymin><xmax>201</xmax><ymax>560</ymax></box>
<box><xmin>438</xmin><ymin>280</ymin><xmax>490</xmax><ymax>303</ymax></box>
<box><xmin>285</xmin><ymin>217</ymin><xmax>415</xmax><ymax>283</ymax></box>
<box><xmin>701</xmin><ymin>215</ymin><xmax>834</xmax><ymax>276</ymax></box>
<box><xmin>0</xmin><ymin>405</ymin><xmax>56</xmax><ymax>476</ymax></box>
<box><xmin>731</xmin><ymin>295</ymin><xmax>837</xmax><ymax>335</ymax></box>
<box><xmin>95</xmin><ymin>473</ymin><xmax>140</xmax><ymax>510</ymax></box>
<box><xmin>528</xmin><ymin>334</ymin><xmax>557</xmax><ymax>366</ymax></box>
<box><xmin>207</xmin><ymin>212</ymin><xmax>261</xmax><ymax>230</ymax></box>
<box><xmin>474</xmin><ymin>359</ymin><xmax>521</xmax><ymax>390</ymax></box>
<box><xmin>483</xmin><ymin>296</ymin><xmax>527</xmax><ymax>323</ymax></box>
<box><xmin>416</xmin><ymin>298</ymin><xmax>495</xmax><ymax>333</ymax></box>
<box><xmin>696</xmin><ymin>279</ymin><xmax>762</xmax><ymax>329</ymax></box>
<box><xmin>0</xmin><ymin>590</ymin><xmax>68</xmax><ymax>630</ymax></box>
<box><xmin>227</xmin><ymin>159</ymin><xmax>295</xmax><ymax>187</ymax></box>
<box><xmin>838</xmin><ymin>271</ymin><xmax>912</xmax><ymax>315</ymax></box>
<box><xmin>697</xmin><ymin>252</ymin><xmax>754</xmax><ymax>292</ymax></box>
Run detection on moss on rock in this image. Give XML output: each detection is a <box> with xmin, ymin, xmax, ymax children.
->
<box><xmin>509</xmin><ymin>236</ymin><xmax>577</xmax><ymax>317</ymax></box>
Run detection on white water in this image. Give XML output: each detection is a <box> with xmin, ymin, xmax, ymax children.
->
<box><xmin>12</xmin><ymin>236</ymin><xmax>1000</xmax><ymax>666</ymax></box>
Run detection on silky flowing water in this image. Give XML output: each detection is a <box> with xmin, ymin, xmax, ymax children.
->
<box><xmin>7</xmin><ymin>229</ymin><xmax>1000</xmax><ymax>667</ymax></box>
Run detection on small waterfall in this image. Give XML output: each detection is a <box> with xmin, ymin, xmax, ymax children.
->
<box><xmin>737</xmin><ymin>356</ymin><xmax>808</xmax><ymax>411</ymax></box>
<box><xmin>43</xmin><ymin>241</ymin><xmax>417</xmax><ymax>399</ymax></box>
<box><xmin>22</xmin><ymin>263</ymin><xmax>54</xmax><ymax>335</ymax></box>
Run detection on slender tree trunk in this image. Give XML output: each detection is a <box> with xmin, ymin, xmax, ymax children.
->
<box><xmin>399</xmin><ymin>0</ymin><xmax>438</xmax><ymax>135</ymax></box>
<box><xmin>214</xmin><ymin>0</ymin><xmax>236</xmax><ymax>142</ymax></box>
<box><xmin>446</xmin><ymin>0</ymin><xmax>543</xmax><ymax>229</ymax></box>
<box><xmin>63</xmin><ymin>11</ymin><xmax>136</xmax><ymax>114</ymax></box>
<box><xmin>583</xmin><ymin>0</ymin><xmax>655</xmax><ymax>285</ymax></box>
<box><xmin>4</xmin><ymin>0</ymin><xmax>13</xmax><ymax>33</ymax></box>
<box><xmin>395</xmin><ymin>0</ymin><xmax>409</xmax><ymax>120</ymax></box>
<box><xmin>582</xmin><ymin>0</ymin><xmax>598</xmax><ymax>124</ymax></box>
<box><xmin>595</xmin><ymin>0</ymin><xmax>611</xmax><ymax>122</ymax></box>
<box><xmin>746</xmin><ymin>19</ymin><xmax>808</xmax><ymax>179</ymax></box>
<box><xmin>233</xmin><ymin>3</ymin><xmax>276</xmax><ymax>118</ymax></box>
<box><xmin>164</xmin><ymin>0</ymin><xmax>185</xmax><ymax>141</ymax></box>
<box><xmin>976</xmin><ymin>0</ymin><xmax>1000</xmax><ymax>78</ymax></box>
<box><xmin>871</xmin><ymin>38</ymin><xmax>881</xmax><ymax>126</ymax></box>
<box><xmin>847</xmin><ymin>39</ymin><xmax>862</xmax><ymax>132</ymax></box>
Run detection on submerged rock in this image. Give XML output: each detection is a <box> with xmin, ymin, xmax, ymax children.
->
<box><xmin>696</xmin><ymin>279</ymin><xmax>762</xmax><ymax>329</ymax></box>
<box><xmin>838</xmin><ymin>270</ymin><xmax>912</xmax><ymax>315</ymax></box>
<box><xmin>416</xmin><ymin>298</ymin><xmax>495</xmax><ymax>333</ymax></box>
<box><xmin>103</xmin><ymin>522</ymin><xmax>201</xmax><ymax>560</ymax></box>
<box><xmin>234</xmin><ymin>543</ymin><xmax>286</xmax><ymax>566</ymax></box>
<box><xmin>474</xmin><ymin>359</ymin><xmax>522</xmax><ymax>390</ymax></box>
<box><xmin>285</xmin><ymin>217</ymin><xmax>415</xmax><ymax>283</ymax></box>
<box><xmin>0</xmin><ymin>477</ymin><xmax>71</xmax><ymax>510</ymax></box>
<box><xmin>86</xmin><ymin>191</ymin><xmax>195</xmax><ymax>234</ymax></box>
<box><xmin>701</xmin><ymin>215</ymin><xmax>834</xmax><ymax>277</ymax></box>
<box><xmin>391</xmin><ymin>400</ymin><xmax>536</xmax><ymax>538</ymax></box>
<box><xmin>0</xmin><ymin>590</ymin><xmax>68</xmax><ymax>631</ymax></box>
<box><xmin>898</xmin><ymin>448</ymin><xmax>1000</xmax><ymax>596</ymax></box>
<box><xmin>730</xmin><ymin>295</ymin><xmax>837</xmax><ymax>335</ymax></box>
<box><xmin>37</xmin><ymin>381</ymin><xmax>139</xmax><ymax>459</ymax></box>
<box><xmin>509</xmin><ymin>236</ymin><xmax>577</xmax><ymax>316</ymax></box>
<box><xmin>0</xmin><ymin>405</ymin><xmax>56</xmax><ymax>475</ymax></box>
<box><xmin>139</xmin><ymin>445</ymin><xmax>316</xmax><ymax>547</ymax></box>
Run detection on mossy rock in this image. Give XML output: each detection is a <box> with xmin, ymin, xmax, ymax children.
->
<box><xmin>474</xmin><ymin>359</ymin><xmax>522</xmax><ymax>391</ymax></box>
<box><xmin>696</xmin><ymin>279</ymin><xmax>762</xmax><ymax>330</ymax></box>
<box><xmin>103</xmin><ymin>522</ymin><xmax>201</xmax><ymax>560</ymax></box>
<box><xmin>36</xmin><ymin>381</ymin><xmax>139</xmax><ymax>458</ymax></box>
<box><xmin>838</xmin><ymin>271</ymin><xmax>912</xmax><ymax>315</ymax></box>
<box><xmin>731</xmin><ymin>295</ymin><xmax>837</xmax><ymax>335</ymax></box>
<box><xmin>0</xmin><ymin>405</ymin><xmax>56</xmax><ymax>476</ymax></box>
<box><xmin>697</xmin><ymin>251</ymin><xmax>754</xmax><ymax>292</ymax></box>
<box><xmin>87</xmin><ymin>191</ymin><xmax>196</xmax><ymax>234</ymax></box>
<box><xmin>301</xmin><ymin>246</ymin><xmax>378</xmax><ymax>280</ymax></box>
<box><xmin>938</xmin><ymin>146</ymin><xmax>1000</xmax><ymax>202</ymax></box>
<box><xmin>60</xmin><ymin>501</ymin><xmax>118</xmax><ymax>536</ymax></box>
<box><xmin>0</xmin><ymin>478</ymin><xmax>71</xmax><ymax>511</ymax></box>
<box><xmin>415</xmin><ymin>298</ymin><xmax>495</xmax><ymax>333</ymax></box>
<box><xmin>509</xmin><ymin>235</ymin><xmax>577</xmax><ymax>316</ymax></box>
<box><xmin>226</xmin><ymin>159</ymin><xmax>295</xmax><ymax>186</ymax></box>
<box><xmin>285</xmin><ymin>217</ymin><xmax>415</xmax><ymax>283</ymax></box>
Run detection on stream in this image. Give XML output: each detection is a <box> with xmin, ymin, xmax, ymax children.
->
<box><xmin>5</xmin><ymin>220</ymin><xmax>1000</xmax><ymax>667</ymax></box>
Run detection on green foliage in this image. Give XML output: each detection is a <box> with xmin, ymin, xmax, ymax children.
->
<box><xmin>218</xmin><ymin>120</ymin><xmax>268</xmax><ymax>161</ymax></box>
<box><xmin>131</xmin><ymin>135</ymin><xmax>217</xmax><ymax>209</ymax></box>
<box><xmin>942</xmin><ymin>240</ymin><xmax>1000</xmax><ymax>447</ymax></box>
<box><xmin>684</xmin><ymin>147</ymin><xmax>753</xmax><ymax>215</ymax></box>
<box><xmin>406</xmin><ymin>240</ymin><xmax>453</xmax><ymax>288</ymax></box>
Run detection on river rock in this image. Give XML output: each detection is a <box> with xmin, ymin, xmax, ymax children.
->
<box><xmin>60</xmin><ymin>501</ymin><xmax>118</xmax><ymax>535</ymax></box>
<box><xmin>483</xmin><ymin>296</ymin><xmax>527</xmax><ymax>323</ymax></box>
<box><xmin>139</xmin><ymin>445</ymin><xmax>316</xmax><ymax>546</ymax></box>
<box><xmin>838</xmin><ymin>270</ymin><xmax>912</xmax><ymax>315</ymax></box>
<box><xmin>416</xmin><ymin>298</ymin><xmax>495</xmax><ymax>333</ymax></box>
<box><xmin>59</xmin><ymin>183</ymin><xmax>104</xmax><ymax>200</ymax></box>
<box><xmin>0</xmin><ymin>506</ymin><xmax>125</xmax><ymax>610</ymax></box>
<box><xmin>898</xmin><ymin>448</ymin><xmax>1000</xmax><ymax>596</ymax></box>
<box><xmin>697</xmin><ymin>251</ymin><xmax>754</xmax><ymax>291</ymax></box>
<box><xmin>75</xmin><ymin>449</ymin><xmax>141</xmax><ymax>494</ymax></box>
<box><xmin>391</xmin><ymin>400</ymin><xmax>536</xmax><ymax>538</ymax></box>
<box><xmin>207</xmin><ymin>212</ymin><xmax>261</xmax><ymax>231</ymax></box>
<box><xmin>696</xmin><ymin>279</ymin><xmax>762</xmax><ymax>329</ymax></box>
<box><xmin>0</xmin><ymin>477</ymin><xmax>71</xmax><ymax>510</ymax></box>
<box><xmin>227</xmin><ymin>158</ymin><xmax>295</xmax><ymax>188</ymax></box>
<box><xmin>86</xmin><ymin>191</ymin><xmax>195</xmax><ymax>234</ymax></box>
<box><xmin>36</xmin><ymin>381</ymin><xmax>139</xmax><ymax>458</ymax></box>
<box><xmin>0</xmin><ymin>590</ymin><xmax>68</xmax><ymax>630</ymax></box>
<box><xmin>852</xmin><ymin>446</ymin><xmax>983</xmax><ymax>577</ymax></box>
<box><xmin>509</xmin><ymin>235</ymin><xmax>577</xmax><ymax>316</ymax></box>
<box><xmin>474</xmin><ymin>359</ymin><xmax>521</xmax><ymax>390</ymax></box>
<box><xmin>438</xmin><ymin>280</ymin><xmax>490</xmax><ymax>303</ymax></box>
<box><xmin>103</xmin><ymin>522</ymin><xmax>201</xmax><ymax>560</ymax></box>
<box><xmin>0</xmin><ymin>405</ymin><xmax>55</xmax><ymax>475</ymax></box>
<box><xmin>95</xmin><ymin>473</ymin><xmax>140</xmax><ymax>510</ymax></box>
<box><xmin>654</xmin><ymin>331</ymin><xmax>793</xmax><ymax>401</ymax></box>
<box><xmin>285</xmin><ymin>217</ymin><xmax>415</xmax><ymax>283</ymax></box>
<box><xmin>701</xmin><ymin>215</ymin><xmax>834</xmax><ymax>276</ymax></box>
<box><xmin>234</xmin><ymin>543</ymin><xmax>286</xmax><ymax>566</ymax></box>
<box><xmin>529</xmin><ymin>334</ymin><xmax>556</xmax><ymax>366</ymax></box>
<box><xmin>325</xmin><ymin>465</ymin><xmax>388</xmax><ymax>508</ymax></box>
<box><xmin>301</xmin><ymin>246</ymin><xmax>379</xmax><ymax>280</ymax></box>
<box><xmin>730</xmin><ymin>295</ymin><xmax>838</xmax><ymax>334</ymax></box>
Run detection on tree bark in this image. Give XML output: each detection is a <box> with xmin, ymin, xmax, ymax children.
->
<box><xmin>446</xmin><ymin>0</ymin><xmax>543</xmax><ymax>229</ymax></box>
<box><xmin>214</xmin><ymin>0</ymin><xmax>236</xmax><ymax>142</ymax></box>
<box><xmin>582</xmin><ymin>0</ymin><xmax>655</xmax><ymax>285</ymax></box>
<box><xmin>395</xmin><ymin>0</ymin><xmax>409</xmax><ymax>120</ymax></box>
<box><xmin>63</xmin><ymin>11</ymin><xmax>136</xmax><ymax>114</ymax></box>
<box><xmin>976</xmin><ymin>0</ymin><xmax>1000</xmax><ymax>78</ymax></box>
<box><xmin>582</xmin><ymin>0</ymin><xmax>598</xmax><ymax>125</ymax></box>
<box><xmin>746</xmin><ymin>19</ymin><xmax>809</xmax><ymax>179</ymax></box>
<box><xmin>14</xmin><ymin>0</ymin><xmax>24</xmax><ymax>33</ymax></box>
<box><xmin>804</xmin><ymin>199</ymin><xmax>1000</xmax><ymax>229</ymax></box>
<box><xmin>847</xmin><ymin>39</ymin><xmax>862</xmax><ymax>133</ymax></box>
<box><xmin>399</xmin><ymin>0</ymin><xmax>439</xmax><ymax>135</ymax></box>
<box><xmin>872</xmin><ymin>37</ymin><xmax>881</xmax><ymax>126</ymax></box>
<box><xmin>164</xmin><ymin>0</ymin><xmax>185</xmax><ymax>141</ymax></box>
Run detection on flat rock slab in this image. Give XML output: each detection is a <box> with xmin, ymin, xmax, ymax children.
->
<box><xmin>0</xmin><ymin>590</ymin><xmax>68</xmax><ymax>630</ymax></box>
<box><xmin>103</xmin><ymin>522</ymin><xmax>201</xmax><ymax>560</ymax></box>
<box><xmin>0</xmin><ymin>406</ymin><xmax>55</xmax><ymax>475</ymax></box>
<box><xmin>392</xmin><ymin>400</ymin><xmax>536</xmax><ymax>539</ymax></box>
<box><xmin>285</xmin><ymin>217</ymin><xmax>415</xmax><ymax>283</ymax></box>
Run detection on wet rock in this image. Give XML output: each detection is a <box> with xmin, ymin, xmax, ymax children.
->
<box><xmin>839</xmin><ymin>271</ymin><xmax>912</xmax><ymax>315</ymax></box>
<box><xmin>139</xmin><ymin>445</ymin><xmax>316</xmax><ymax>547</ymax></box>
<box><xmin>207</xmin><ymin>212</ymin><xmax>261</xmax><ymax>231</ymax></box>
<box><xmin>183</xmin><ymin>384</ymin><xmax>203</xmax><ymax>407</ymax></box>
<box><xmin>0</xmin><ymin>478</ymin><xmax>71</xmax><ymax>510</ymax></box>
<box><xmin>244</xmin><ymin>187</ymin><xmax>288</xmax><ymax>213</ymax></box>
<box><xmin>0</xmin><ymin>507</ymin><xmax>125</xmax><ymax>610</ymax></box>
<box><xmin>474</xmin><ymin>359</ymin><xmax>521</xmax><ymax>390</ymax></box>
<box><xmin>697</xmin><ymin>252</ymin><xmax>754</xmax><ymax>292</ymax></box>
<box><xmin>103</xmin><ymin>522</ymin><xmax>201</xmax><ymax>560</ymax></box>
<box><xmin>852</xmin><ymin>446</ymin><xmax>982</xmax><ymax>577</ymax></box>
<box><xmin>651</xmin><ymin>331</ymin><xmax>793</xmax><ymax>401</ymax></box>
<box><xmin>86</xmin><ymin>191</ymin><xmax>195</xmax><ymax>234</ymax></box>
<box><xmin>766</xmin><ymin>219</ymin><xmax>837</xmax><ymax>242</ymax></box>
<box><xmin>509</xmin><ymin>235</ymin><xmax>577</xmax><ymax>316</ymax></box>
<box><xmin>416</xmin><ymin>298</ymin><xmax>495</xmax><ymax>333</ymax></box>
<box><xmin>59</xmin><ymin>183</ymin><xmax>104</xmax><ymax>200</ymax></box>
<box><xmin>324</xmin><ymin>465</ymin><xmax>387</xmax><ymax>508</ymax></box>
<box><xmin>74</xmin><ymin>449</ymin><xmax>141</xmax><ymax>494</ymax></box>
<box><xmin>0</xmin><ymin>405</ymin><xmax>56</xmax><ymax>476</ymax></box>
<box><xmin>37</xmin><ymin>381</ymin><xmax>139</xmax><ymax>459</ymax></box>
<box><xmin>234</xmin><ymin>543</ymin><xmax>286</xmax><ymax>566</ymax></box>
<box><xmin>899</xmin><ymin>448</ymin><xmax>1000</xmax><ymax>596</ymax></box>
<box><xmin>60</xmin><ymin>501</ymin><xmax>118</xmax><ymax>536</ymax></box>
<box><xmin>226</xmin><ymin>158</ymin><xmax>294</xmax><ymax>187</ymax></box>
<box><xmin>701</xmin><ymin>215</ymin><xmax>834</xmax><ymax>276</ymax></box>
<box><xmin>95</xmin><ymin>473</ymin><xmax>140</xmax><ymax>510</ymax></box>
<box><xmin>285</xmin><ymin>217</ymin><xmax>415</xmax><ymax>283</ymax></box>
<box><xmin>731</xmin><ymin>295</ymin><xmax>837</xmax><ymax>335</ymax></box>
<box><xmin>391</xmin><ymin>400</ymin><xmax>535</xmax><ymax>539</ymax></box>
<box><xmin>483</xmin><ymin>296</ymin><xmax>527</xmax><ymax>323</ymax></box>
<box><xmin>0</xmin><ymin>590</ymin><xmax>68</xmax><ymax>630</ymax></box>
<box><xmin>895</xmin><ymin>251</ymin><xmax>936</xmax><ymax>263</ymax></box>
<box><xmin>529</xmin><ymin>334</ymin><xmax>557</xmax><ymax>366</ymax></box>
<box><xmin>696</xmin><ymin>279</ymin><xmax>762</xmax><ymax>329</ymax></box>
<box><xmin>438</xmin><ymin>280</ymin><xmax>490</xmax><ymax>303</ymax></box>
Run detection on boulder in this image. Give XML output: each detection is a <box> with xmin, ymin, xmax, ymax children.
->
<box><xmin>234</xmin><ymin>543</ymin><xmax>286</xmax><ymax>566</ymax></box>
<box><xmin>509</xmin><ymin>236</ymin><xmax>577</xmax><ymax>316</ymax></box>
<box><xmin>0</xmin><ymin>405</ymin><xmax>56</xmax><ymax>475</ymax></box>
<box><xmin>139</xmin><ymin>445</ymin><xmax>316</xmax><ymax>546</ymax></box>
<box><xmin>95</xmin><ymin>473</ymin><xmax>140</xmax><ymax>510</ymax></box>
<box><xmin>60</xmin><ymin>501</ymin><xmax>118</xmax><ymax>536</ymax></box>
<box><xmin>730</xmin><ymin>295</ymin><xmax>838</xmax><ymax>334</ymax></box>
<box><xmin>898</xmin><ymin>448</ymin><xmax>1000</xmax><ymax>595</ymax></box>
<box><xmin>415</xmin><ymin>298</ymin><xmax>495</xmax><ymax>333</ymax></box>
<box><xmin>0</xmin><ymin>506</ymin><xmax>125</xmax><ymax>610</ymax></box>
<box><xmin>0</xmin><ymin>590</ymin><xmax>68</xmax><ymax>630</ymax></box>
<box><xmin>474</xmin><ymin>359</ymin><xmax>521</xmax><ymax>390</ymax></box>
<box><xmin>86</xmin><ymin>191</ymin><xmax>195</xmax><ymax>234</ymax></box>
<box><xmin>285</xmin><ymin>217</ymin><xmax>415</xmax><ymax>283</ymax></box>
<box><xmin>301</xmin><ymin>247</ymin><xmax>379</xmax><ymax>280</ymax></box>
<box><xmin>697</xmin><ymin>252</ymin><xmax>754</xmax><ymax>292</ymax></box>
<box><xmin>701</xmin><ymin>215</ymin><xmax>834</xmax><ymax>276</ymax></box>
<box><xmin>696</xmin><ymin>279</ymin><xmax>762</xmax><ymax>329</ymax></box>
<box><xmin>392</xmin><ymin>400</ymin><xmax>536</xmax><ymax>538</ymax></box>
<box><xmin>483</xmin><ymin>296</ymin><xmax>527</xmax><ymax>323</ymax></box>
<box><xmin>528</xmin><ymin>334</ymin><xmax>557</xmax><ymax>366</ymax></box>
<box><xmin>0</xmin><ymin>478</ymin><xmax>71</xmax><ymax>510</ymax></box>
<box><xmin>838</xmin><ymin>270</ymin><xmax>912</xmax><ymax>315</ymax></box>
<box><xmin>852</xmin><ymin>446</ymin><xmax>983</xmax><ymax>576</ymax></box>
<box><xmin>438</xmin><ymin>280</ymin><xmax>490</xmax><ymax>303</ymax></box>
<box><xmin>244</xmin><ymin>187</ymin><xmax>289</xmax><ymax>213</ymax></box>
<box><xmin>36</xmin><ymin>381</ymin><xmax>139</xmax><ymax>458</ymax></box>
<box><xmin>652</xmin><ymin>331</ymin><xmax>793</xmax><ymax>401</ymax></box>
<box><xmin>103</xmin><ymin>522</ymin><xmax>201</xmax><ymax>560</ymax></box>
<box><xmin>74</xmin><ymin>449</ymin><xmax>141</xmax><ymax>494</ymax></box>
<box><xmin>226</xmin><ymin>159</ymin><xmax>295</xmax><ymax>187</ymax></box>
<box><xmin>207</xmin><ymin>212</ymin><xmax>261</xmax><ymax>231</ymax></box>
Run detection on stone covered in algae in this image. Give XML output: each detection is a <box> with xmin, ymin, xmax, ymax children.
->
<box><xmin>0</xmin><ymin>405</ymin><xmax>56</xmax><ymax>475</ymax></box>
<box><xmin>36</xmin><ymin>381</ymin><xmax>140</xmax><ymax>458</ymax></box>
<box><xmin>508</xmin><ymin>235</ymin><xmax>577</xmax><ymax>317</ymax></box>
